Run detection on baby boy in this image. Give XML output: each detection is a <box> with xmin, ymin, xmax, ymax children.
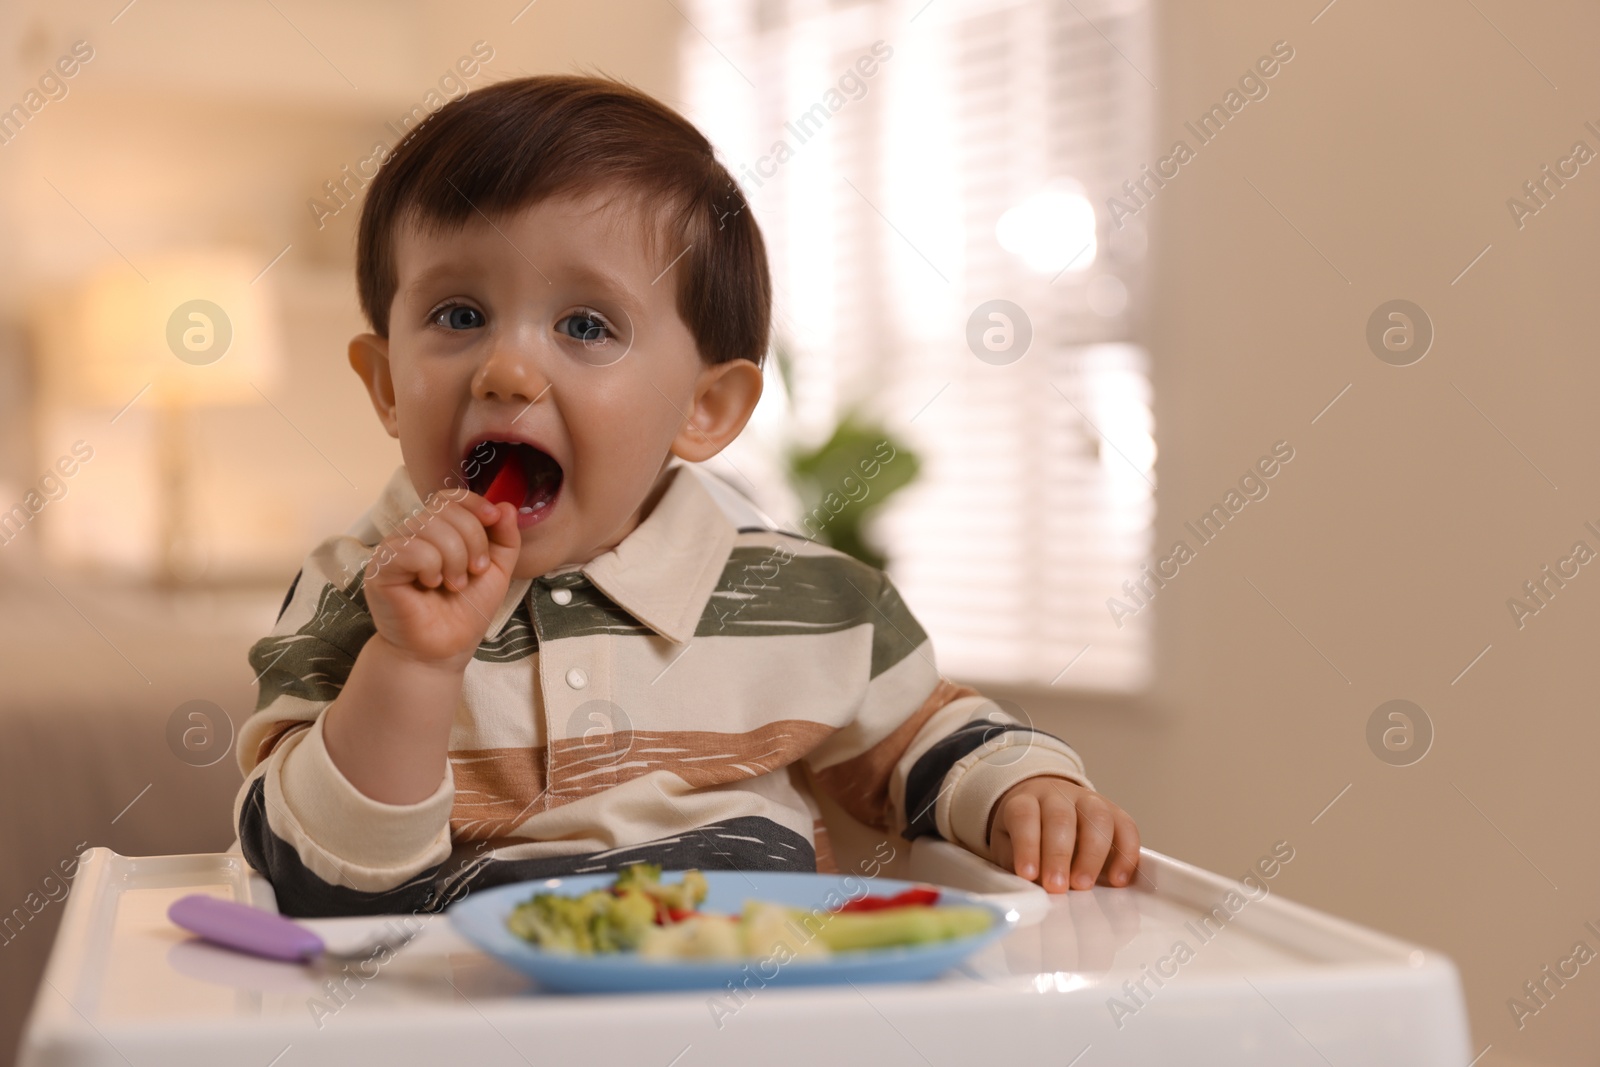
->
<box><xmin>233</xmin><ymin>74</ymin><xmax>1139</xmax><ymax>916</ymax></box>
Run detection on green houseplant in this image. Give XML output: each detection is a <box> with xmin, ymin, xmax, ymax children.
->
<box><xmin>775</xmin><ymin>344</ymin><xmax>921</xmax><ymax>571</ymax></box>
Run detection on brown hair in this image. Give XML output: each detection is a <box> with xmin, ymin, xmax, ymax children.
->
<box><xmin>356</xmin><ymin>74</ymin><xmax>770</xmax><ymax>367</ymax></box>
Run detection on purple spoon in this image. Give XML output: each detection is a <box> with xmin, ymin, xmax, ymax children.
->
<box><xmin>168</xmin><ymin>894</ymin><xmax>414</xmax><ymax>964</ymax></box>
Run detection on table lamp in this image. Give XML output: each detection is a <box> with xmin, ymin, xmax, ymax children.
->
<box><xmin>34</xmin><ymin>249</ymin><xmax>285</xmax><ymax>583</ymax></box>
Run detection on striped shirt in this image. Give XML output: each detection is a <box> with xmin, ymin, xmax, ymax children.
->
<box><xmin>234</xmin><ymin>461</ymin><xmax>1092</xmax><ymax>917</ymax></box>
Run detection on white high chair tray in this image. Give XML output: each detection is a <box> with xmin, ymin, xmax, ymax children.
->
<box><xmin>19</xmin><ymin>842</ymin><xmax>1472</xmax><ymax>1067</ymax></box>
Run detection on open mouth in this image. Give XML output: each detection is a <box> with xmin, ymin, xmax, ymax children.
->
<box><xmin>462</xmin><ymin>440</ymin><xmax>563</xmax><ymax>523</ymax></box>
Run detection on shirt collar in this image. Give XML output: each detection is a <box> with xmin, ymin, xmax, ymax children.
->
<box><xmin>359</xmin><ymin>462</ymin><xmax>738</xmax><ymax>645</ymax></box>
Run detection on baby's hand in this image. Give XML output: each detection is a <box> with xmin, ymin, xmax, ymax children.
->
<box><xmin>988</xmin><ymin>777</ymin><xmax>1140</xmax><ymax>893</ymax></box>
<box><xmin>361</xmin><ymin>490</ymin><xmax>521</xmax><ymax>668</ymax></box>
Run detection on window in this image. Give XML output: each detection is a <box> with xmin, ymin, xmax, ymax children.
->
<box><xmin>682</xmin><ymin>0</ymin><xmax>1155</xmax><ymax>692</ymax></box>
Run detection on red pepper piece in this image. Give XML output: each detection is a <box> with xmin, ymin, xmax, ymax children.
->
<box><xmin>649</xmin><ymin>901</ymin><xmax>702</xmax><ymax>925</ymax></box>
<box><xmin>834</xmin><ymin>886</ymin><xmax>940</xmax><ymax>913</ymax></box>
<box><xmin>482</xmin><ymin>455</ymin><xmax>527</xmax><ymax>508</ymax></box>
<box><xmin>894</xmin><ymin>887</ymin><xmax>939</xmax><ymax>907</ymax></box>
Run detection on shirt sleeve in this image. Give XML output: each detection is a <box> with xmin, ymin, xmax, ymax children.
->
<box><xmin>232</xmin><ymin>542</ymin><xmax>456</xmax><ymax>916</ymax></box>
<box><xmin>804</xmin><ymin>564</ymin><xmax>1093</xmax><ymax>862</ymax></box>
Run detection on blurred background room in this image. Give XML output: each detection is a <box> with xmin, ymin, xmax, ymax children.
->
<box><xmin>3</xmin><ymin>0</ymin><xmax>1599</xmax><ymax>1063</ymax></box>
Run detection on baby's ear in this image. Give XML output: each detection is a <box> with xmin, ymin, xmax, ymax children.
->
<box><xmin>348</xmin><ymin>333</ymin><xmax>400</xmax><ymax>439</ymax></box>
<box><xmin>671</xmin><ymin>358</ymin><xmax>764</xmax><ymax>463</ymax></box>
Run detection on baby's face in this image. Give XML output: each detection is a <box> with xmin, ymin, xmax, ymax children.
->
<box><xmin>368</xmin><ymin>189</ymin><xmax>717</xmax><ymax>579</ymax></box>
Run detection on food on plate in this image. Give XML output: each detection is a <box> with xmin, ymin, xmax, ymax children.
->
<box><xmin>503</xmin><ymin>863</ymin><xmax>992</xmax><ymax>961</ymax></box>
<box><xmin>503</xmin><ymin>873</ymin><xmax>658</xmax><ymax>955</ymax></box>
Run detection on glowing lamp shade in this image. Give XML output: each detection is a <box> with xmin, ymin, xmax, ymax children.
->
<box><xmin>33</xmin><ymin>249</ymin><xmax>285</xmax><ymax>582</ymax></box>
<box><xmin>995</xmin><ymin>186</ymin><xmax>1098</xmax><ymax>276</ymax></box>
<box><xmin>38</xmin><ymin>249</ymin><xmax>283</xmax><ymax>409</ymax></box>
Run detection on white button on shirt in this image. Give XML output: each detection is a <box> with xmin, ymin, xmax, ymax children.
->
<box><xmin>551</xmin><ymin>587</ymin><xmax>573</xmax><ymax>605</ymax></box>
<box><xmin>565</xmin><ymin>667</ymin><xmax>589</xmax><ymax>689</ymax></box>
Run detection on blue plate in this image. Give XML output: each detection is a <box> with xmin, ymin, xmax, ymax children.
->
<box><xmin>447</xmin><ymin>871</ymin><xmax>1014</xmax><ymax>993</ymax></box>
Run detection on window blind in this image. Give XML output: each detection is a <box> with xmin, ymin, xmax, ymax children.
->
<box><xmin>681</xmin><ymin>0</ymin><xmax>1155</xmax><ymax>692</ymax></box>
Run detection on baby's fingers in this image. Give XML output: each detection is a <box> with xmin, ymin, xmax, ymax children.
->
<box><xmin>379</xmin><ymin>534</ymin><xmax>445</xmax><ymax>589</ymax></box>
<box><xmin>1068</xmin><ymin>792</ymin><xmax>1116</xmax><ymax>891</ymax></box>
<box><xmin>479</xmin><ymin>498</ymin><xmax>522</xmax><ymax>564</ymax></box>
<box><xmin>1039</xmin><ymin>785</ymin><xmax>1080</xmax><ymax>893</ymax></box>
<box><xmin>1102</xmin><ymin>807</ymin><xmax>1141</xmax><ymax>888</ymax></box>
<box><xmin>412</xmin><ymin>513</ymin><xmax>474</xmax><ymax>592</ymax></box>
<box><xmin>998</xmin><ymin>791</ymin><xmax>1041</xmax><ymax>882</ymax></box>
<box><xmin>429</xmin><ymin>500</ymin><xmax>494</xmax><ymax>581</ymax></box>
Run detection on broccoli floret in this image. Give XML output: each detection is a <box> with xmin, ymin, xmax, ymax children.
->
<box><xmin>507</xmin><ymin>885</ymin><xmax>657</xmax><ymax>955</ymax></box>
<box><xmin>612</xmin><ymin>862</ymin><xmax>663</xmax><ymax>894</ymax></box>
<box><xmin>610</xmin><ymin>864</ymin><xmax>708</xmax><ymax>912</ymax></box>
<box><xmin>654</xmin><ymin>869</ymin><xmax>708</xmax><ymax>912</ymax></box>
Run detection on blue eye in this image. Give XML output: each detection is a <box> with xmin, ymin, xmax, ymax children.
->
<box><xmin>432</xmin><ymin>303</ymin><xmax>484</xmax><ymax>330</ymax></box>
<box><xmin>558</xmin><ymin>311</ymin><xmax>613</xmax><ymax>344</ymax></box>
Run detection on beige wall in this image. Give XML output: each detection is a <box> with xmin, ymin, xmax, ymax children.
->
<box><xmin>1012</xmin><ymin>2</ymin><xmax>1600</xmax><ymax>1064</ymax></box>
